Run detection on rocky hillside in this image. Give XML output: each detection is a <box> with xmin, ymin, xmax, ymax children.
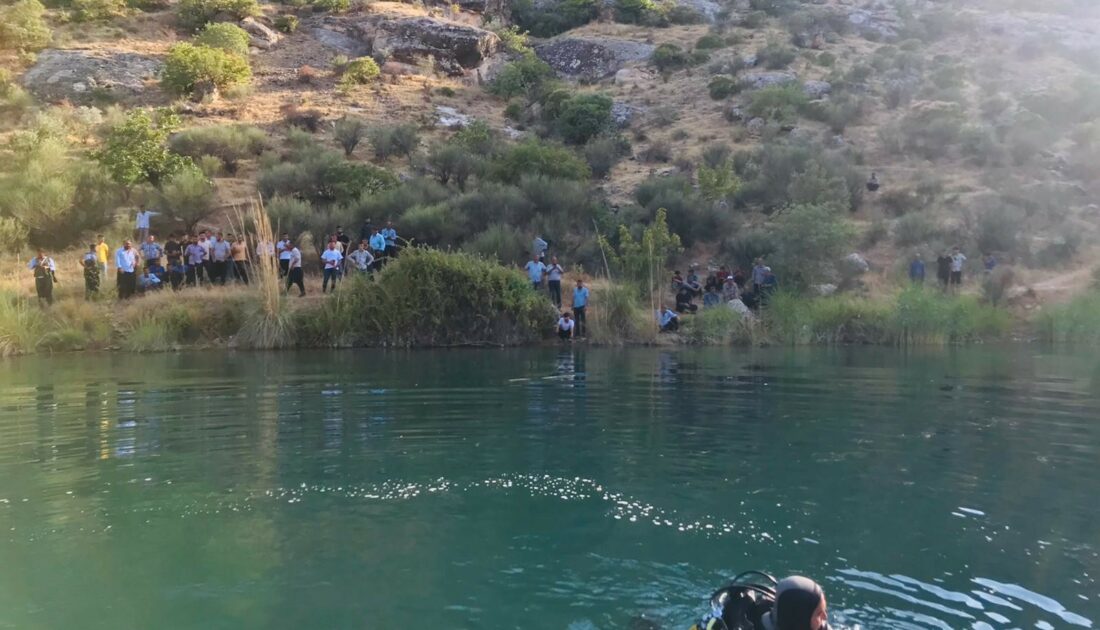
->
<box><xmin>3</xmin><ymin>0</ymin><xmax>1100</xmax><ymax>303</ymax></box>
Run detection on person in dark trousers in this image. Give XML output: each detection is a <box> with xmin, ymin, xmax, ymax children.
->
<box><xmin>277</xmin><ymin>233</ymin><xmax>293</xmax><ymax>277</ymax></box>
<box><xmin>949</xmin><ymin>247</ymin><xmax>967</xmax><ymax>292</ymax></box>
<box><xmin>320</xmin><ymin>240</ymin><xmax>343</xmax><ymax>293</ymax></box>
<box><xmin>209</xmin><ymin>233</ymin><xmax>232</xmax><ymax>285</ymax></box>
<box><xmin>557</xmin><ymin>311</ymin><xmax>574</xmax><ymax>341</ymax></box>
<box><xmin>164</xmin><ymin>233</ymin><xmax>182</xmax><ymax>270</ymax></box>
<box><xmin>675</xmin><ymin>285</ymin><xmax>698</xmax><ymax>313</ymax></box>
<box><xmin>752</xmin><ymin>258</ymin><xmax>768</xmax><ymax>295</ymax></box>
<box><xmin>185</xmin><ymin>236</ymin><xmax>206</xmax><ymax>287</ymax></box>
<box><xmin>168</xmin><ymin>259</ymin><xmax>185</xmax><ymax>291</ymax></box>
<box><xmin>909</xmin><ymin>254</ymin><xmax>925</xmax><ymax>284</ymax></box>
<box><xmin>285</xmin><ymin>242</ymin><xmax>305</xmax><ymax>297</ymax></box>
<box><xmin>572</xmin><ymin>279</ymin><xmax>589</xmax><ymax>339</ymax></box>
<box><xmin>115</xmin><ymin>240</ymin><xmax>138</xmax><ymax>300</ymax></box>
<box><xmin>81</xmin><ymin>244</ymin><xmax>99</xmax><ymax>300</ymax></box>
<box><xmin>28</xmin><ymin>250</ymin><xmax>57</xmax><ymax>306</ymax></box>
<box><xmin>546</xmin><ymin>256</ymin><xmax>564</xmax><ymax>307</ymax></box>
<box><xmin>230</xmin><ymin>235</ymin><xmax>249</xmax><ymax>285</ymax></box>
<box><xmin>936</xmin><ymin>252</ymin><xmax>952</xmax><ymax>291</ymax></box>
<box><xmin>658</xmin><ymin>304</ymin><xmax>679</xmax><ymax>332</ymax></box>
<box><xmin>382</xmin><ymin>221</ymin><xmax>399</xmax><ymax>260</ymax></box>
<box><xmin>369</xmin><ymin>229</ymin><xmax>387</xmax><ymax>270</ymax></box>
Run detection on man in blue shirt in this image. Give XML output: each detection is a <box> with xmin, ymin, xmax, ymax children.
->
<box><xmin>140</xmin><ymin>235</ymin><xmax>162</xmax><ymax>269</ymax></box>
<box><xmin>571</xmin><ymin>278</ymin><xmax>590</xmax><ymax>339</ymax></box>
<box><xmin>909</xmin><ymin>254</ymin><xmax>925</xmax><ymax>284</ymax></box>
<box><xmin>369</xmin><ymin>229</ymin><xmax>387</xmax><ymax>269</ymax></box>
<box><xmin>524</xmin><ymin>255</ymin><xmax>546</xmax><ymax>291</ymax></box>
<box><xmin>658</xmin><ymin>304</ymin><xmax>679</xmax><ymax>332</ymax></box>
<box><xmin>382</xmin><ymin>221</ymin><xmax>399</xmax><ymax>260</ymax></box>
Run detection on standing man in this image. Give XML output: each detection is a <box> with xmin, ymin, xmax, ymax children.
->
<box><xmin>347</xmin><ymin>240</ymin><xmax>374</xmax><ymax>274</ymax></box>
<box><xmin>532</xmin><ymin>234</ymin><xmax>548</xmax><ymax>262</ymax></box>
<box><xmin>81</xmin><ymin>243</ymin><xmax>100</xmax><ymax>300</ymax></box>
<box><xmin>28</xmin><ymin>250</ymin><xmax>57</xmax><ymax>306</ymax></box>
<box><xmin>95</xmin><ymin>234</ymin><xmax>110</xmax><ymax>279</ymax></box>
<box><xmin>936</xmin><ymin>251</ymin><xmax>951</xmax><ymax>292</ymax></box>
<box><xmin>198</xmin><ymin>231</ymin><xmax>213</xmax><ymax>283</ymax></box>
<box><xmin>321</xmin><ymin>240</ymin><xmax>344</xmax><ymax>293</ymax></box>
<box><xmin>276</xmin><ymin>233</ymin><xmax>293</xmax><ymax>277</ymax></box>
<box><xmin>135</xmin><ymin>207</ymin><xmax>159</xmax><ymax>241</ymax></box>
<box><xmin>140</xmin><ymin>235</ymin><xmax>162</xmax><ymax>269</ymax></box>
<box><xmin>231</xmin><ymin>235</ymin><xmax>249</xmax><ymax>285</ymax></box>
<box><xmin>524</xmin><ymin>255</ymin><xmax>546</xmax><ymax>291</ymax></box>
<box><xmin>950</xmin><ymin>247</ymin><xmax>967</xmax><ymax>292</ymax></box>
<box><xmin>752</xmin><ymin>258</ymin><xmax>768</xmax><ymax>296</ymax></box>
<box><xmin>382</xmin><ymin>221</ymin><xmax>399</xmax><ymax>260</ymax></box>
<box><xmin>165</xmin><ymin>233</ymin><xmax>182</xmax><ymax>270</ymax></box>
<box><xmin>185</xmin><ymin>235</ymin><xmax>207</xmax><ymax>286</ymax></box>
<box><xmin>369</xmin><ymin>229</ymin><xmax>387</xmax><ymax>269</ymax></box>
<box><xmin>285</xmin><ymin>242</ymin><xmax>305</xmax><ymax>297</ymax></box>
<box><xmin>546</xmin><ymin>256</ymin><xmax>564</xmax><ymax>307</ymax></box>
<box><xmin>909</xmin><ymin>253</ymin><xmax>926</xmax><ymax>285</ymax></box>
<box><xmin>210</xmin><ymin>233</ymin><xmax>232</xmax><ymax>285</ymax></box>
<box><xmin>115</xmin><ymin>240</ymin><xmax>138</xmax><ymax>300</ymax></box>
<box><xmin>572</xmin><ymin>278</ymin><xmax>589</xmax><ymax>339</ymax></box>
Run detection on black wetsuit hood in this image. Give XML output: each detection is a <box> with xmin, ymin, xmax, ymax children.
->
<box><xmin>760</xmin><ymin>577</ymin><xmax>828</xmax><ymax>630</ymax></box>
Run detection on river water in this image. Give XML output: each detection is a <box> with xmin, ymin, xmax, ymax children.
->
<box><xmin>0</xmin><ymin>348</ymin><xmax>1097</xmax><ymax>629</ymax></box>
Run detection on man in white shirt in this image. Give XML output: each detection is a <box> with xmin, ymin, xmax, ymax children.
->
<box><xmin>285</xmin><ymin>243</ymin><xmax>305</xmax><ymax>297</ymax></box>
<box><xmin>546</xmin><ymin>256</ymin><xmax>564</xmax><ymax>307</ymax></box>
<box><xmin>135</xmin><ymin>208</ymin><xmax>159</xmax><ymax>241</ymax></box>
<box><xmin>557</xmin><ymin>311</ymin><xmax>574</xmax><ymax>341</ymax></box>
<box><xmin>115</xmin><ymin>240</ymin><xmax>139</xmax><ymax>300</ymax></box>
<box><xmin>950</xmin><ymin>247</ymin><xmax>967</xmax><ymax>292</ymax></box>
<box><xmin>320</xmin><ymin>241</ymin><xmax>344</xmax><ymax>293</ymax></box>
<box><xmin>347</xmin><ymin>240</ymin><xmax>374</xmax><ymax>274</ymax></box>
<box><xmin>276</xmin><ymin>233</ymin><xmax>293</xmax><ymax>277</ymax></box>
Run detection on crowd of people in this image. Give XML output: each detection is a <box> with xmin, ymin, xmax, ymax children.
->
<box><xmin>26</xmin><ymin>209</ymin><xmax>404</xmax><ymax>306</ymax></box>
<box><xmin>909</xmin><ymin>247</ymin><xmax>994</xmax><ymax>292</ymax></box>
<box><xmin>657</xmin><ymin>258</ymin><xmax>778</xmax><ymax>332</ymax></box>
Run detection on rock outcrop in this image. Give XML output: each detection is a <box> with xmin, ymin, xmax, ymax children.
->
<box><xmin>740</xmin><ymin>71</ymin><xmax>797</xmax><ymax>90</ymax></box>
<box><xmin>535</xmin><ymin>37</ymin><xmax>655</xmax><ymax>81</ymax></box>
<box><xmin>240</xmin><ymin>17</ymin><xmax>282</xmax><ymax>50</ymax></box>
<box><xmin>21</xmin><ymin>49</ymin><xmax>162</xmax><ymax>103</ymax></box>
<box><xmin>802</xmin><ymin>80</ymin><xmax>832</xmax><ymax>99</ymax></box>
<box><xmin>314</xmin><ymin>16</ymin><xmax>500</xmax><ymax>76</ymax></box>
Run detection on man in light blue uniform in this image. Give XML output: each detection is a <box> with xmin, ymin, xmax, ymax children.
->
<box><xmin>369</xmin><ymin>229</ymin><xmax>387</xmax><ymax>270</ymax></box>
<box><xmin>571</xmin><ymin>278</ymin><xmax>589</xmax><ymax>339</ymax></box>
<box><xmin>524</xmin><ymin>255</ymin><xmax>546</xmax><ymax>291</ymax></box>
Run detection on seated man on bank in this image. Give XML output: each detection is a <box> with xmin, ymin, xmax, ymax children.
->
<box><xmin>703</xmin><ymin>285</ymin><xmax>722</xmax><ymax>308</ymax></box>
<box><xmin>676</xmin><ymin>284</ymin><xmax>699</xmax><ymax>313</ymax></box>
<box><xmin>658</xmin><ymin>304</ymin><xmax>679</xmax><ymax>332</ymax></box>
<box><xmin>138</xmin><ymin>266</ymin><xmax>163</xmax><ymax>293</ymax></box>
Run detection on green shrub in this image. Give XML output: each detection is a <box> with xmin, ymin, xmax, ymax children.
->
<box><xmin>464</xmin><ymin>223</ymin><xmax>528</xmax><ymax>265</ymax></box>
<box><xmin>368</xmin><ymin>124</ymin><xmax>420</xmax><ymax>161</ymax></box>
<box><xmin>511</xmin><ymin>0</ymin><xmax>596</xmax><ymax>38</ymax></box>
<box><xmin>696</xmin><ymin>34</ymin><xmax>725</xmax><ymax>50</ymax></box>
<box><xmin>583</xmin><ymin>135</ymin><xmax>629</xmax><ymax>178</ymax></box>
<box><xmin>333</xmin><ymin>116</ymin><xmax>367</xmax><ymax>157</ymax></box>
<box><xmin>169</xmin><ymin>124</ymin><xmax>269</xmax><ymax>174</ymax></box>
<box><xmin>489</xmin><ymin>54</ymin><xmax>553</xmax><ymax>98</ymax></box>
<box><xmin>816</xmin><ymin>52</ymin><xmax>836</xmax><ymax>66</ymax></box>
<box><xmin>399</xmin><ymin>203</ymin><xmax>464</xmax><ymax>247</ymax></box>
<box><xmin>683</xmin><ymin>306</ymin><xmax>756</xmax><ymax>345</ymax></box>
<box><xmin>155</xmin><ymin>165</ymin><xmax>216</xmax><ymax>233</ymax></box>
<box><xmin>708</xmin><ymin>75</ymin><xmax>741</xmax><ymax>99</ymax></box>
<box><xmin>176</xmin><ymin>0</ymin><xmax>260</xmax><ymax>31</ymax></box>
<box><xmin>556</xmin><ymin>94</ymin><xmax>613</xmax><ymax>144</ymax></box>
<box><xmin>274</xmin><ymin>15</ymin><xmax>299</xmax><ymax>33</ymax></box>
<box><xmin>615</xmin><ymin>0</ymin><xmax>661</xmax><ymax>24</ymax></box>
<box><xmin>259</xmin><ymin>144</ymin><xmax>398</xmax><ymax>204</ymax></box>
<box><xmin>491</xmin><ymin>140</ymin><xmax>590</xmax><ymax>182</ymax></box>
<box><xmin>161</xmin><ymin>43</ymin><xmax>252</xmax><ymax>98</ymax></box>
<box><xmin>0</xmin><ymin>0</ymin><xmax>51</xmax><ymax>52</ymax></box>
<box><xmin>338</xmin><ymin>57</ymin><xmax>381</xmax><ymax>89</ymax></box>
<box><xmin>746</xmin><ymin>84</ymin><xmax>808</xmax><ymax>123</ymax></box>
<box><xmin>896</xmin><ymin>101</ymin><xmax>966</xmax><ymax>159</ymax></box>
<box><xmin>312</xmin><ymin>0</ymin><xmax>349</xmax><ymax>11</ymax></box>
<box><xmin>893</xmin><ymin>212</ymin><xmax>941</xmax><ymax>246</ymax></box>
<box><xmin>651</xmin><ymin>44</ymin><xmax>699</xmax><ymax>73</ymax></box>
<box><xmin>194</xmin><ymin>22</ymin><xmax>251</xmax><ymax>57</ymax></box>
<box><xmin>425</xmin><ymin>143</ymin><xmax>482</xmax><ymax>190</ymax></box>
<box><xmin>310</xmin><ymin>248</ymin><xmax>556</xmax><ymax>346</ymax></box>
<box><xmin>96</xmin><ymin>108</ymin><xmax>190</xmax><ymax>190</ymax></box>
<box><xmin>771</xmin><ymin>203</ymin><xmax>855</xmax><ymax>288</ymax></box>
<box><xmin>741</xmin><ymin>10</ymin><xmax>767</xmax><ymax>28</ymax></box>
<box><xmin>757</xmin><ymin>39</ymin><xmax>797</xmax><ymax>69</ymax></box>
<box><xmin>667</xmin><ymin>5</ymin><xmax>703</xmax><ymax>24</ymax></box>
<box><xmin>634</xmin><ymin>176</ymin><xmax>729</xmax><ymax>246</ymax></box>
<box><xmin>71</xmin><ymin>0</ymin><xmax>127</xmax><ymax>21</ymax></box>
<box><xmin>802</xmin><ymin>93</ymin><xmax>865</xmax><ymax>133</ymax></box>
<box><xmin>1037</xmin><ymin>291</ymin><xmax>1100</xmax><ymax>344</ymax></box>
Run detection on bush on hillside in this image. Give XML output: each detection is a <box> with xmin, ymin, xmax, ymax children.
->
<box><xmin>312</xmin><ymin>0</ymin><xmax>349</xmax><ymax>11</ymax></box>
<box><xmin>583</xmin><ymin>135</ymin><xmax>630</xmax><ymax>177</ymax></box>
<box><xmin>749</xmin><ymin>0</ymin><xmax>798</xmax><ymax>16</ymax></box>
<box><xmin>161</xmin><ymin>43</ymin><xmax>252</xmax><ymax>99</ymax></box>
<box><xmin>156</xmin><ymin>165</ymin><xmax>216</xmax><ymax>233</ymax></box>
<box><xmin>489</xmin><ymin>54</ymin><xmax>553</xmax><ymax>98</ymax></box>
<box><xmin>772</xmin><ymin>203</ymin><xmax>855</xmax><ymax>287</ymax></box>
<box><xmin>650</xmin><ymin>43</ymin><xmax>706</xmax><ymax>72</ymax></box>
<box><xmin>424</xmin><ymin>143</ymin><xmax>482</xmax><ymax>190</ymax></box>
<box><xmin>400</xmin><ymin>203</ymin><xmax>465</xmax><ymax>247</ymax></box>
<box><xmin>491</xmin><ymin>140</ymin><xmax>590</xmax><ymax>182</ymax></box>
<box><xmin>696</xmin><ymin>34</ymin><xmax>725</xmax><ymax>50</ymax></box>
<box><xmin>274</xmin><ymin>15</ymin><xmax>299</xmax><ymax>33</ymax></box>
<box><xmin>893</xmin><ymin>212</ymin><xmax>942</xmax><ymax>246</ymax></box>
<box><xmin>333</xmin><ymin>116</ymin><xmax>367</xmax><ymax>157</ymax></box>
<box><xmin>511</xmin><ymin>0</ymin><xmax>597</xmax><ymax>38</ymax></box>
<box><xmin>194</xmin><ymin>22</ymin><xmax>251</xmax><ymax>57</ymax></box>
<box><xmin>895</xmin><ymin>101</ymin><xmax>966</xmax><ymax>159</ymax></box>
<box><xmin>338</xmin><ymin>57</ymin><xmax>380</xmax><ymax>89</ymax></box>
<box><xmin>96</xmin><ymin>108</ymin><xmax>190</xmax><ymax>190</ymax></box>
<box><xmin>801</xmin><ymin>93</ymin><xmax>865</xmax><ymax>133</ymax></box>
<box><xmin>708</xmin><ymin>75</ymin><xmax>741</xmax><ymax>99</ymax></box>
<box><xmin>556</xmin><ymin>94</ymin><xmax>613</xmax><ymax>144</ymax></box>
<box><xmin>367</xmin><ymin>124</ymin><xmax>420</xmax><ymax>161</ymax></box>
<box><xmin>259</xmin><ymin>145</ymin><xmax>397</xmax><ymax>204</ymax></box>
<box><xmin>176</xmin><ymin>0</ymin><xmax>260</xmax><ymax>32</ymax></box>
<box><xmin>756</xmin><ymin>39</ymin><xmax>797</xmax><ymax>69</ymax></box>
<box><xmin>634</xmin><ymin>176</ymin><xmax>731</xmax><ymax>246</ymax></box>
<box><xmin>169</xmin><ymin>124</ymin><xmax>269</xmax><ymax>173</ymax></box>
<box><xmin>71</xmin><ymin>0</ymin><xmax>127</xmax><ymax>21</ymax></box>
<box><xmin>308</xmin><ymin>248</ymin><xmax>557</xmax><ymax>346</ymax></box>
<box><xmin>0</xmin><ymin>0</ymin><xmax>51</xmax><ymax>52</ymax></box>
<box><xmin>746</xmin><ymin>84</ymin><xmax>808</xmax><ymax>123</ymax></box>
<box><xmin>464</xmin><ymin>223</ymin><xmax>529</xmax><ymax>265</ymax></box>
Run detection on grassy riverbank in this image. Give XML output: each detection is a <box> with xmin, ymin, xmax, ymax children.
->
<box><xmin>0</xmin><ymin>248</ymin><xmax>1078</xmax><ymax>357</ymax></box>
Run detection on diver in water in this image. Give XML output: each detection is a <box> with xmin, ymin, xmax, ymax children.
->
<box><xmin>690</xmin><ymin>573</ymin><xmax>830</xmax><ymax>630</ymax></box>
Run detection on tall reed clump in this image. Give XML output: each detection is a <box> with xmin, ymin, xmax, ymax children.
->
<box><xmin>588</xmin><ymin>283</ymin><xmax>657</xmax><ymax>345</ymax></box>
<box><xmin>764</xmin><ymin>287</ymin><xmax>1010</xmax><ymax>345</ymax></box>
<box><xmin>311</xmin><ymin>247</ymin><xmax>557</xmax><ymax>347</ymax></box>
<box><xmin>681</xmin><ymin>306</ymin><xmax>761</xmax><ymax>346</ymax></box>
<box><xmin>0</xmin><ymin>292</ymin><xmax>52</xmax><ymax>356</ymax></box>
<box><xmin>116</xmin><ymin>287</ymin><xmax>250</xmax><ymax>351</ymax></box>
<box><xmin>233</xmin><ymin>199</ymin><xmax>295</xmax><ymax>349</ymax></box>
<box><xmin>1036</xmin><ymin>291</ymin><xmax>1100</xmax><ymax>344</ymax></box>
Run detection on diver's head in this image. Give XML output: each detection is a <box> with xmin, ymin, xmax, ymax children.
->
<box><xmin>774</xmin><ymin>576</ymin><xmax>828</xmax><ymax>630</ymax></box>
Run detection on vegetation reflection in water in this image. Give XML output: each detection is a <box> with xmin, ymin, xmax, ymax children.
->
<box><xmin>0</xmin><ymin>347</ymin><xmax>1096</xmax><ymax>629</ymax></box>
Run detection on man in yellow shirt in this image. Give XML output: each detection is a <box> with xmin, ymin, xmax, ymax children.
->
<box><xmin>94</xmin><ymin>234</ymin><xmax>110</xmax><ymax>278</ymax></box>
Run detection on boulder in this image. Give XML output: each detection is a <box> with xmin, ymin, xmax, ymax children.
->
<box><xmin>436</xmin><ymin>105</ymin><xmax>472</xmax><ymax>128</ymax></box>
<box><xmin>535</xmin><ymin>37</ymin><xmax>655</xmax><ymax>81</ymax></box>
<box><xmin>740</xmin><ymin>71</ymin><xmax>797</xmax><ymax>90</ymax></box>
<box><xmin>614</xmin><ymin>67</ymin><xmax>654</xmax><ymax>88</ymax></box>
<box><xmin>21</xmin><ymin>49</ymin><xmax>162</xmax><ymax>104</ymax></box>
<box><xmin>315</xmin><ymin>16</ymin><xmax>500</xmax><ymax>76</ymax></box>
<box><xmin>841</xmin><ymin>252</ymin><xmax>870</xmax><ymax>276</ymax></box>
<box><xmin>812</xmin><ymin>283</ymin><xmax>838</xmax><ymax>297</ymax></box>
<box><xmin>240</xmin><ymin>16</ymin><xmax>281</xmax><ymax>50</ymax></box>
<box><xmin>727</xmin><ymin>298</ymin><xmax>754</xmax><ymax>319</ymax></box>
<box><xmin>611</xmin><ymin>101</ymin><xmax>642</xmax><ymax>128</ymax></box>
<box><xmin>802</xmin><ymin>79</ymin><xmax>831</xmax><ymax>99</ymax></box>
<box><xmin>746</xmin><ymin>117</ymin><xmax>766</xmax><ymax>134</ymax></box>
<box><xmin>847</xmin><ymin>8</ymin><xmax>899</xmax><ymax>41</ymax></box>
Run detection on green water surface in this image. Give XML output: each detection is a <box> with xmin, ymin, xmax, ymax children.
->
<box><xmin>0</xmin><ymin>348</ymin><xmax>1097</xmax><ymax>629</ymax></box>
